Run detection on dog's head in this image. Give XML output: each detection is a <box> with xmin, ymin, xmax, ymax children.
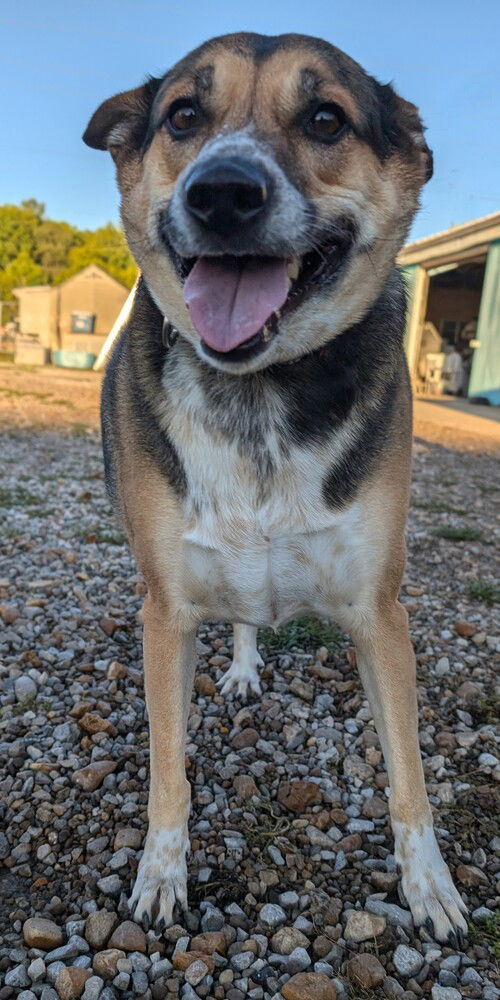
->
<box><xmin>84</xmin><ymin>32</ymin><xmax>432</xmax><ymax>373</ymax></box>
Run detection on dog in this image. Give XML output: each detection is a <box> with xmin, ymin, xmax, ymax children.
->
<box><xmin>83</xmin><ymin>32</ymin><xmax>467</xmax><ymax>944</ymax></box>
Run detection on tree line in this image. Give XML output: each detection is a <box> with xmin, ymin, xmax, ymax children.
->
<box><xmin>0</xmin><ymin>200</ymin><xmax>137</xmax><ymax>319</ymax></box>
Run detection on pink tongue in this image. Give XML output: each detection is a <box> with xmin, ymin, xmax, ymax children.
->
<box><xmin>183</xmin><ymin>256</ymin><xmax>289</xmax><ymax>353</ymax></box>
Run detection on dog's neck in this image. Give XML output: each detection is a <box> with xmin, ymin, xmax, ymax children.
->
<box><xmin>132</xmin><ymin>270</ymin><xmax>406</xmax><ymax>427</ymax></box>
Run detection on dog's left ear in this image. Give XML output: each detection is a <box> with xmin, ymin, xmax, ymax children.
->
<box><xmin>375</xmin><ymin>83</ymin><xmax>433</xmax><ymax>184</ymax></box>
<box><xmin>83</xmin><ymin>77</ymin><xmax>162</xmax><ymax>155</ymax></box>
<box><xmin>395</xmin><ymin>95</ymin><xmax>433</xmax><ymax>183</ymax></box>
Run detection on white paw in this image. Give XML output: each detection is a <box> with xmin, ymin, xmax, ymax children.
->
<box><xmin>217</xmin><ymin>653</ymin><xmax>264</xmax><ymax>699</ymax></box>
<box><xmin>394</xmin><ymin>822</ymin><xmax>468</xmax><ymax>944</ymax></box>
<box><xmin>129</xmin><ymin>825</ymin><xmax>189</xmax><ymax>930</ymax></box>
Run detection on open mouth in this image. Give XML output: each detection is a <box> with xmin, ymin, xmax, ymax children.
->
<box><xmin>166</xmin><ymin>222</ymin><xmax>354</xmax><ymax>363</ymax></box>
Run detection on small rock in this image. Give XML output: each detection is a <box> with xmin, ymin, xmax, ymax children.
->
<box><xmin>190</xmin><ymin>931</ymin><xmax>227</xmax><ymax>955</ymax></box>
<box><xmin>195</xmin><ymin>673</ymin><xmax>216</xmax><ymax>696</ymax></box>
<box><xmin>92</xmin><ymin>950</ymin><xmax>125</xmax><ymax>980</ymax></box>
<box><xmin>73</xmin><ymin>762</ymin><xmax>117</xmax><ymax>792</ymax></box>
<box><xmin>393</xmin><ymin>945</ymin><xmax>424</xmax><ymax>978</ymax></box>
<box><xmin>185</xmin><ymin>958</ymin><xmax>209</xmax><ymax>985</ymax></box>
<box><xmin>28</xmin><ymin>958</ymin><xmax>46</xmax><ymax>982</ymax></box>
<box><xmin>114</xmin><ymin>828</ymin><xmax>142</xmax><ymax>850</ymax></box>
<box><xmin>366</xmin><ymin>899</ymin><xmax>414</xmax><ymax>935</ymax></box>
<box><xmin>431</xmin><ymin>988</ymin><xmax>462</xmax><ymax>1000</ymax></box>
<box><xmin>81</xmin><ymin>978</ymin><xmax>104</xmax><ymax>1000</ymax></box>
<box><xmin>85</xmin><ymin>911</ymin><xmax>119</xmax><ymax>950</ymax></box>
<box><xmin>233</xmin><ymin>775</ymin><xmax>258</xmax><ymax>800</ymax></box>
<box><xmin>271</xmin><ymin>927</ymin><xmax>310</xmax><ymax>954</ymax></box>
<box><xmin>15</xmin><ymin>674</ymin><xmax>37</xmax><ymax>700</ymax></box>
<box><xmin>455</xmin><ymin>621</ymin><xmax>476</xmax><ymax>637</ymax></box>
<box><xmin>344</xmin><ymin>910</ymin><xmax>386</xmax><ymax>942</ymax></box>
<box><xmin>55</xmin><ymin>967</ymin><xmax>91</xmax><ymax>1000</ymax></box>
<box><xmin>5</xmin><ymin>965</ymin><xmax>30</xmax><ymax>988</ymax></box>
<box><xmin>455</xmin><ymin>864</ymin><xmax>489</xmax><ymax>887</ymax></box>
<box><xmin>277</xmin><ymin>780</ymin><xmax>322</xmax><ymax>812</ymax></box>
<box><xmin>348</xmin><ymin>953</ymin><xmax>386</xmax><ymax>989</ymax></box>
<box><xmin>96</xmin><ymin>875</ymin><xmax>122</xmax><ymax>897</ymax></box>
<box><xmin>370</xmin><ymin>871</ymin><xmax>399</xmax><ymax>893</ymax></box>
<box><xmin>107</xmin><ymin>921</ymin><xmax>146</xmax><ymax>953</ymax></box>
<box><xmin>78</xmin><ymin>713</ymin><xmax>115</xmax><ymax>736</ymax></box>
<box><xmin>259</xmin><ymin>903</ymin><xmax>287</xmax><ymax>928</ymax></box>
<box><xmin>23</xmin><ymin>917</ymin><xmax>64</xmax><ymax>949</ymax></box>
<box><xmin>232</xmin><ymin>728</ymin><xmax>259</xmax><ymax>749</ymax></box>
<box><xmin>282</xmin><ymin>972</ymin><xmax>337</xmax><ymax>1000</ymax></box>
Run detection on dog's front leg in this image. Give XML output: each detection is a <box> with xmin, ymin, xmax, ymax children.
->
<box><xmin>217</xmin><ymin>624</ymin><xmax>264</xmax><ymax>698</ymax></box>
<box><xmin>351</xmin><ymin>601</ymin><xmax>467</xmax><ymax>944</ymax></box>
<box><xmin>129</xmin><ymin>594</ymin><xmax>196</xmax><ymax>930</ymax></box>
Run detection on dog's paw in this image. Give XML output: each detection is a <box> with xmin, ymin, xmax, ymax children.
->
<box><xmin>129</xmin><ymin>825</ymin><xmax>188</xmax><ymax>930</ymax></box>
<box><xmin>394</xmin><ymin>822</ymin><xmax>468</xmax><ymax>945</ymax></box>
<box><xmin>217</xmin><ymin>653</ymin><xmax>264</xmax><ymax>699</ymax></box>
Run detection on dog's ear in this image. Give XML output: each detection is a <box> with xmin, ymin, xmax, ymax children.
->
<box><xmin>83</xmin><ymin>77</ymin><xmax>162</xmax><ymax>154</ymax></box>
<box><xmin>394</xmin><ymin>95</ymin><xmax>433</xmax><ymax>183</ymax></box>
<box><xmin>374</xmin><ymin>83</ymin><xmax>433</xmax><ymax>184</ymax></box>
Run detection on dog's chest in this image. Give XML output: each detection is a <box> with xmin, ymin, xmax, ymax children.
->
<box><xmin>167</xmin><ymin>393</ymin><xmax>373</xmax><ymax>627</ymax></box>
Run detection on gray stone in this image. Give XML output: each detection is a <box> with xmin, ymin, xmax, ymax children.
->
<box><xmin>82</xmin><ymin>976</ymin><xmax>105</xmax><ymax>1000</ymax></box>
<box><xmin>15</xmin><ymin>674</ymin><xmax>37</xmax><ymax>700</ymax></box>
<box><xmin>28</xmin><ymin>957</ymin><xmax>46</xmax><ymax>982</ymax></box>
<box><xmin>384</xmin><ymin>977</ymin><xmax>405</xmax><ymax>997</ymax></box>
<box><xmin>393</xmin><ymin>945</ymin><xmax>424</xmax><ymax>978</ymax></box>
<box><xmin>366</xmin><ymin>899</ymin><xmax>414</xmax><ymax>935</ymax></box>
<box><xmin>461</xmin><ymin>967</ymin><xmax>482</xmax><ymax>984</ymax></box>
<box><xmin>440</xmin><ymin>956</ymin><xmax>461</xmax><ymax>973</ymax></box>
<box><xmin>431</xmin><ymin>988</ymin><xmax>462</xmax><ymax>1000</ymax></box>
<box><xmin>259</xmin><ymin>903</ymin><xmax>286</xmax><ymax>928</ymax></box>
<box><xmin>46</xmin><ymin>961</ymin><xmax>66</xmax><ymax>984</ymax></box>
<box><xmin>41</xmin><ymin>990</ymin><xmax>59</xmax><ymax>1000</ymax></box>
<box><xmin>131</xmin><ymin>970</ymin><xmax>149</xmax><ymax>993</ymax></box>
<box><xmin>96</xmin><ymin>874</ymin><xmax>122</xmax><ymax>897</ymax></box>
<box><xmin>286</xmin><ymin>947</ymin><xmax>312</xmax><ymax>973</ymax></box>
<box><xmin>231</xmin><ymin>952</ymin><xmax>254</xmax><ymax>971</ymax></box>
<box><xmin>5</xmin><ymin>964</ymin><xmax>30</xmax><ymax>988</ymax></box>
<box><xmin>439</xmin><ymin>971</ymin><xmax>458</xmax><ymax>987</ymax></box>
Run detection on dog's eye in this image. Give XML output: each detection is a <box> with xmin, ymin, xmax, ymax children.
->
<box><xmin>166</xmin><ymin>98</ymin><xmax>201</xmax><ymax>137</ymax></box>
<box><xmin>306</xmin><ymin>103</ymin><xmax>347</xmax><ymax>142</ymax></box>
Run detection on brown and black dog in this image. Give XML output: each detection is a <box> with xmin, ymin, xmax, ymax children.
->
<box><xmin>84</xmin><ymin>32</ymin><xmax>467</xmax><ymax>943</ymax></box>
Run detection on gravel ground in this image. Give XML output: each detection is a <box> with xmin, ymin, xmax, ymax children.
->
<box><xmin>0</xmin><ymin>427</ymin><xmax>498</xmax><ymax>1000</ymax></box>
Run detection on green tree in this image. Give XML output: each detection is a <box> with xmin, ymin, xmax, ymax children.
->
<box><xmin>0</xmin><ymin>204</ymin><xmax>40</xmax><ymax>270</ymax></box>
<box><xmin>35</xmin><ymin>220</ymin><xmax>82</xmax><ymax>283</ymax></box>
<box><xmin>57</xmin><ymin>223</ymin><xmax>136</xmax><ymax>288</ymax></box>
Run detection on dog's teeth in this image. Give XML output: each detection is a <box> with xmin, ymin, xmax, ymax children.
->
<box><xmin>262</xmin><ymin>326</ymin><xmax>271</xmax><ymax>342</ymax></box>
<box><xmin>287</xmin><ymin>257</ymin><xmax>300</xmax><ymax>281</ymax></box>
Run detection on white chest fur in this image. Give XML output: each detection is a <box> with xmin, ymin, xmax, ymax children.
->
<box><xmin>162</xmin><ymin>366</ymin><xmax>379</xmax><ymax>630</ymax></box>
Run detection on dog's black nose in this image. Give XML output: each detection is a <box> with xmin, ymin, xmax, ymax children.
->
<box><xmin>185</xmin><ymin>157</ymin><xmax>269</xmax><ymax>233</ymax></box>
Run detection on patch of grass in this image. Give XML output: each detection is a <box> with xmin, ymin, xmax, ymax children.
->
<box><xmin>432</xmin><ymin>525</ymin><xmax>484</xmax><ymax>542</ymax></box>
<box><xmin>0</xmin><ymin>387</ymin><xmax>52</xmax><ymax>401</ymax></box>
<box><xmin>48</xmin><ymin>398</ymin><xmax>75</xmax><ymax>409</ymax></box>
<box><xmin>470</xmin><ymin>692</ymin><xmax>500</xmax><ymax>726</ymax></box>
<box><xmin>0</xmin><ymin>485</ymin><xmax>40</xmax><ymax>507</ymax></box>
<box><xmin>12</xmin><ymin>694</ymin><xmax>37</xmax><ymax>716</ymax></box>
<box><xmin>80</xmin><ymin>525</ymin><xmax>127</xmax><ymax>546</ymax></box>
<box><xmin>70</xmin><ymin>422</ymin><xmax>92</xmax><ymax>437</ymax></box>
<box><xmin>0</xmin><ymin>352</ymin><xmax>14</xmax><ymax>363</ymax></box>
<box><xmin>468</xmin><ymin>912</ymin><xmax>500</xmax><ymax>960</ymax></box>
<box><xmin>258</xmin><ymin>614</ymin><xmax>342</xmax><ymax>654</ymax></box>
<box><xmin>413</xmin><ymin>500</ymin><xmax>466</xmax><ymax>515</ymax></box>
<box><xmin>469</xmin><ymin>578</ymin><xmax>499</xmax><ymax>607</ymax></box>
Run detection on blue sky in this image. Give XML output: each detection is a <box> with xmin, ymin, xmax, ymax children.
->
<box><xmin>1</xmin><ymin>0</ymin><xmax>499</xmax><ymax>241</ymax></box>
